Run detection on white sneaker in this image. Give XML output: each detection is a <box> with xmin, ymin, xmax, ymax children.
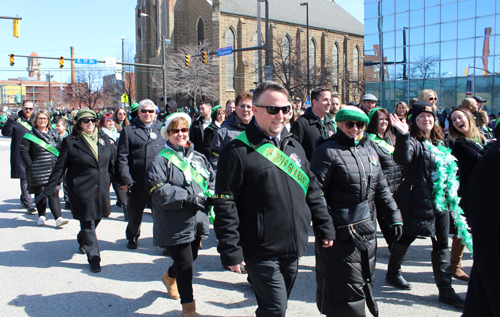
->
<box><xmin>55</xmin><ymin>217</ymin><xmax>69</xmax><ymax>227</ymax></box>
<box><xmin>37</xmin><ymin>216</ymin><xmax>46</xmax><ymax>226</ymax></box>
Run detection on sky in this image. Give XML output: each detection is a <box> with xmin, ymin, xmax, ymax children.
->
<box><xmin>1</xmin><ymin>0</ymin><xmax>363</xmax><ymax>82</ymax></box>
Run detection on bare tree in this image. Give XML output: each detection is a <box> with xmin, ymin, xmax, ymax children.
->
<box><xmin>64</xmin><ymin>66</ymin><xmax>110</xmax><ymax>110</ymax></box>
<box><xmin>337</xmin><ymin>69</ymin><xmax>365</xmax><ymax>104</ymax></box>
<box><xmin>408</xmin><ymin>54</ymin><xmax>440</xmax><ymax>80</ymax></box>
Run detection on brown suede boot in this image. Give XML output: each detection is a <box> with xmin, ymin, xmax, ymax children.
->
<box><xmin>181</xmin><ymin>301</ymin><xmax>199</xmax><ymax>317</ymax></box>
<box><xmin>161</xmin><ymin>271</ymin><xmax>180</xmax><ymax>299</ymax></box>
<box><xmin>450</xmin><ymin>236</ymin><xmax>470</xmax><ymax>281</ymax></box>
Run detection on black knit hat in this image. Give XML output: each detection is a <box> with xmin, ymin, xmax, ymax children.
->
<box><xmin>409</xmin><ymin>100</ymin><xmax>435</xmax><ymax>123</ymax></box>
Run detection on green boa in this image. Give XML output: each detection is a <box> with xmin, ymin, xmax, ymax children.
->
<box><xmin>424</xmin><ymin>141</ymin><xmax>473</xmax><ymax>253</ymax></box>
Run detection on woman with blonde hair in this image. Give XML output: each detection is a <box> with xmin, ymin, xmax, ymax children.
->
<box><xmin>476</xmin><ymin>110</ymin><xmax>494</xmax><ymax>140</ymax></box>
<box><xmin>417</xmin><ymin>89</ymin><xmax>438</xmax><ymax>111</ymax></box>
<box><xmin>393</xmin><ymin>101</ymin><xmax>409</xmax><ymax>123</ymax></box>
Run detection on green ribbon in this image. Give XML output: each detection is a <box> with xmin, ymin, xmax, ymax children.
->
<box><xmin>23</xmin><ymin>133</ymin><xmax>59</xmax><ymax>157</ymax></box>
<box><xmin>369</xmin><ymin>133</ymin><xmax>394</xmax><ymax>155</ymax></box>
<box><xmin>234</xmin><ymin>132</ymin><xmax>310</xmax><ymax>196</ymax></box>
<box><xmin>20</xmin><ymin>121</ymin><xmax>32</xmax><ymax>131</ymax></box>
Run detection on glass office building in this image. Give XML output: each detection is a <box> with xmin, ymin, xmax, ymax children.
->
<box><xmin>364</xmin><ymin>0</ymin><xmax>500</xmax><ymax>114</ymax></box>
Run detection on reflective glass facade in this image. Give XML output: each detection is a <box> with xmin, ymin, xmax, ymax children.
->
<box><xmin>364</xmin><ymin>0</ymin><xmax>500</xmax><ymax>114</ymax></box>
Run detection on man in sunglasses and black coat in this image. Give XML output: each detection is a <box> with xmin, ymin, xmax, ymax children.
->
<box><xmin>116</xmin><ymin>99</ymin><xmax>164</xmax><ymax>250</ymax></box>
<box><xmin>214</xmin><ymin>81</ymin><xmax>335</xmax><ymax>317</ymax></box>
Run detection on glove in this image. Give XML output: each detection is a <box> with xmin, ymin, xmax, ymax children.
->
<box><xmin>185</xmin><ymin>195</ymin><xmax>207</xmax><ymax>209</ymax></box>
<box><xmin>34</xmin><ymin>193</ymin><xmax>48</xmax><ymax>205</ymax></box>
<box><xmin>393</xmin><ymin>225</ymin><xmax>403</xmax><ymax>242</ymax></box>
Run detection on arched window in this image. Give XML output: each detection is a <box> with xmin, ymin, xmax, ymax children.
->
<box><xmin>353</xmin><ymin>46</ymin><xmax>359</xmax><ymax>80</ymax></box>
<box><xmin>226</xmin><ymin>28</ymin><xmax>235</xmax><ymax>90</ymax></box>
<box><xmin>197</xmin><ymin>17</ymin><xmax>204</xmax><ymax>44</ymax></box>
<box><xmin>309</xmin><ymin>38</ymin><xmax>316</xmax><ymax>70</ymax></box>
<box><xmin>332</xmin><ymin>42</ymin><xmax>339</xmax><ymax>89</ymax></box>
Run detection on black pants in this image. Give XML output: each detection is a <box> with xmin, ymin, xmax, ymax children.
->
<box><xmin>34</xmin><ymin>191</ymin><xmax>62</xmax><ymax>219</ymax></box>
<box><xmin>167</xmin><ymin>238</ymin><xmax>201</xmax><ymax>304</ymax></box>
<box><xmin>111</xmin><ymin>177</ymin><xmax>127</xmax><ymax>206</ymax></box>
<box><xmin>376</xmin><ymin>211</ymin><xmax>394</xmax><ymax>249</ymax></box>
<box><xmin>78</xmin><ymin>219</ymin><xmax>101</xmax><ymax>264</ymax></box>
<box><xmin>245</xmin><ymin>257</ymin><xmax>299</xmax><ymax>317</ymax></box>
<box><xmin>398</xmin><ymin>208</ymin><xmax>450</xmax><ymax>251</ymax></box>
<box><xmin>20</xmin><ymin>178</ymin><xmax>32</xmax><ymax>206</ymax></box>
<box><xmin>125</xmin><ymin>190</ymin><xmax>150</xmax><ymax>240</ymax></box>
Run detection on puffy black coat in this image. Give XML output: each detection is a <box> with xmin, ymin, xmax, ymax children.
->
<box><xmin>209</xmin><ymin>111</ymin><xmax>248</xmax><ymax>170</ymax></box>
<box><xmin>2</xmin><ymin>110</ymin><xmax>33</xmax><ymax>178</ymax></box>
<box><xmin>369</xmin><ymin>133</ymin><xmax>402</xmax><ymax>194</ymax></box>
<box><xmin>43</xmin><ymin>131</ymin><xmax>113</xmax><ymax>222</ymax></box>
<box><xmin>145</xmin><ymin>141</ymin><xmax>215</xmax><ymax>246</ymax></box>
<box><xmin>115</xmin><ymin>117</ymin><xmax>164</xmax><ymax>191</ymax></box>
<box><xmin>393</xmin><ymin>131</ymin><xmax>436</xmax><ymax>237</ymax></box>
<box><xmin>290</xmin><ymin>107</ymin><xmax>336</xmax><ymax>161</ymax></box>
<box><xmin>310</xmin><ymin>129</ymin><xmax>402</xmax><ymax>317</ymax></box>
<box><xmin>189</xmin><ymin>116</ymin><xmax>209</xmax><ymax>154</ymax></box>
<box><xmin>214</xmin><ymin>120</ymin><xmax>335</xmax><ymax>266</ymax></box>
<box><xmin>203</xmin><ymin>121</ymin><xmax>219</xmax><ymax>160</ymax></box>
<box><xmin>20</xmin><ymin>128</ymin><xmax>60</xmax><ymax>188</ymax></box>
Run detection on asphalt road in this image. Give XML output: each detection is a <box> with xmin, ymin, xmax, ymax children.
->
<box><xmin>0</xmin><ymin>135</ymin><xmax>470</xmax><ymax>316</ymax></box>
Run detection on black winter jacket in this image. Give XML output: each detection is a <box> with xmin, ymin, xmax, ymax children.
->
<box><xmin>145</xmin><ymin>141</ymin><xmax>215</xmax><ymax>246</ymax></box>
<box><xmin>290</xmin><ymin>107</ymin><xmax>336</xmax><ymax>161</ymax></box>
<box><xmin>214</xmin><ymin>120</ymin><xmax>335</xmax><ymax>266</ymax></box>
<box><xmin>209</xmin><ymin>111</ymin><xmax>248</xmax><ymax>170</ymax></box>
<box><xmin>369</xmin><ymin>133</ymin><xmax>402</xmax><ymax>194</ymax></box>
<box><xmin>115</xmin><ymin>117</ymin><xmax>164</xmax><ymax>191</ymax></box>
<box><xmin>2</xmin><ymin>110</ymin><xmax>33</xmax><ymax>178</ymax></box>
<box><xmin>189</xmin><ymin>116</ymin><xmax>210</xmax><ymax>154</ymax></box>
<box><xmin>393</xmin><ymin>131</ymin><xmax>437</xmax><ymax>237</ymax></box>
<box><xmin>203</xmin><ymin>121</ymin><xmax>219</xmax><ymax>160</ymax></box>
<box><xmin>20</xmin><ymin>128</ymin><xmax>60</xmax><ymax>188</ymax></box>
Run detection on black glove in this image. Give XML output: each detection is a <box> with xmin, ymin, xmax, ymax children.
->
<box><xmin>185</xmin><ymin>195</ymin><xmax>207</xmax><ymax>209</ymax></box>
<box><xmin>34</xmin><ymin>193</ymin><xmax>48</xmax><ymax>205</ymax></box>
<box><xmin>393</xmin><ymin>225</ymin><xmax>403</xmax><ymax>242</ymax></box>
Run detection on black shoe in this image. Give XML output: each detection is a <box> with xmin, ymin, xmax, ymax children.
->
<box><xmin>26</xmin><ymin>204</ymin><xmax>37</xmax><ymax>214</ymax></box>
<box><xmin>439</xmin><ymin>288</ymin><xmax>465</xmax><ymax>309</ymax></box>
<box><xmin>386</xmin><ymin>242</ymin><xmax>412</xmax><ymax>290</ymax></box>
<box><xmin>90</xmin><ymin>262</ymin><xmax>101</xmax><ymax>273</ymax></box>
<box><xmin>116</xmin><ymin>201</ymin><xmax>124</xmax><ymax>208</ymax></box>
<box><xmin>386</xmin><ymin>273</ymin><xmax>412</xmax><ymax>290</ymax></box>
<box><xmin>127</xmin><ymin>238</ymin><xmax>138</xmax><ymax>249</ymax></box>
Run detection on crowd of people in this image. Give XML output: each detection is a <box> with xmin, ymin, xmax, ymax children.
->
<box><xmin>2</xmin><ymin>82</ymin><xmax>498</xmax><ymax>317</ymax></box>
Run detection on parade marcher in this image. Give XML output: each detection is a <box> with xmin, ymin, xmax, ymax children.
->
<box><xmin>210</xmin><ymin>92</ymin><xmax>253</xmax><ymax>171</ymax></box>
<box><xmin>20</xmin><ymin>110</ymin><xmax>69</xmax><ymax>227</ymax></box>
<box><xmin>55</xmin><ymin>118</ymin><xmax>69</xmax><ymax>141</ymax></box>
<box><xmin>214</xmin><ymin>81</ymin><xmax>335</xmax><ymax>317</ymax></box>
<box><xmin>290</xmin><ymin>87</ymin><xmax>335</xmax><ymax>161</ymax></box>
<box><xmin>0</xmin><ymin>111</ymin><xmax>7</xmax><ymax>132</ymax></box>
<box><xmin>463</xmin><ymin>139</ymin><xmax>500</xmax><ymax>317</ymax></box>
<box><xmin>202</xmin><ymin>105</ymin><xmax>226</xmax><ymax>160</ymax></box>
<box><xmin>116</xmin><ymin>99</ymin><xmax>165</xmax><ymax>249</ymax></box>
<box><xmin>311</xmin><ymin>106</ymin><xmax>403</xmax><ymax>317</ymax></box>
<box><xmin>129</xmin><ymin>102</ymin><xmax>139</xmax><ymax>121</ymax></box>
<box><xmin>189</xmin><ymin>101</ymin><xmax>212</xmax><ymax>154</ymax></box>
<box><xmin>327</xmin><ymin>94</ymin><xmax>340</xmax><ymax>133</ymax></box>
<box><xmin>225</xmin><ymin>100</ymin><xmax>235</xmax><ymax>116</ymax></box>
<box><xmin>388</xmin><ymin>101</ymin><xmax>466</xmax><ymax>308</ymax></box>
<box><xmin>477</xmin><ymin>110</ymin><xmax>494</xmax><ymax>141</ymax></box>
<box><xmin>294</xmin><ymin>97</ymin><xmax>303</xmax><ymax>113</ymax></box>
<box><xmin>448</xmin><ymin>108</ymin><xmax>488</xmax><ymax>282</ymax></box>
<box><xmin>366</xmin><ymin>107</ymin><xmax>402</xmax><ymax>250</ymax></box>
<box><xmin>37</xmin><ymin>109</ymin><xmax>113</xmax><ymax>273</ymax></box>
<box><xmin>114</xmin><ymin>107</ymin><xmax>129</xmax><ymax>132</ymax></box>
<box><xmin>166</xmin><ymin>100</ymin><xmax>178</xmax><ymax>115</ymax></box>
<box><xmin>360</xmin><ymin>94</ymin><xmax>378</xmax><ymax>115</ymax></box>
<box><xmin>437</xmin><ymin>104</ymin><xmax>448</xmax><ymax>129</ymax></box>
<box><xmin>472</xmin><ymin>95</ymin><xmax>486</xmax><ymax>111</ymax></box>
<box><xmin>460</xmin><ymin>98</ymin><xmax>479</xmax><ymax>123</ymax></box>
<box><xmin>393</xmin><ymin>101</ymin><xmax>409</xmax><ymax>123</ymax></box>
<box><xmin>2</xmin><ymin>101</ymin><xmax>36</xmax><ymax>213</ymax></box>
<box><xmin>417</xmin><ymin>89</ymin><xmax>438</xmax><ymax>111</ymax></box>
<box><xmin>145</xmin><ymin>112</ymin><xmax>214</xmax><ymax>317</ymax></box>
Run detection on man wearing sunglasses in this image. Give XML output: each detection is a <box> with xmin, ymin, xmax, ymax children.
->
<box><xmin>116</xmin><ymin>99</ymin><xmax>164</xmax><ymax>250</ymax></box>
<box><xmin>210</xmin><ymin>92</ymin><xmax>253</xmax><ymax>171</ymax></box>
<box><xmin>291</xmin><ymin>87</ymin><xmax>336</xmax><ymax>161</ymax></box>
<box><xmin>2</xmin><ymin>101</ymin><xmax>36</xmax><ymax>213</ymax></box>
<box><xmin>214</xmin><ymin>81</ymin><xmax>335</xmax><ymax>317</ymax></box>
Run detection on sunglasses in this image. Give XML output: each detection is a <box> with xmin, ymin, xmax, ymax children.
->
<box><xmin>344</xmin><ymin>121</ymin><xmax>366</xmax><ymax>129</ymax></box>
<box><xmin>24</xmin><ymin>107</ymin><xmax>34</xmax><ymax>111</ymax></box>
<box><xmin>106</xmin><ymin>118</ymin><xmax>114</xmax><ymax>122</ymax></box>
<box><xmin>428</xmin><ymin>97</ymin><xmax>437</xmax><ymax>101</ymax></box>
<box><xmin>118</xmin><ymin>112</ymin><xmax>126</xmax><ymax>115</ymax></box>
<box><xmin>170</xmin><ymin>128</ymin><xmax>188</xmax><ymax>134</ymax></box>
<box><xmin>141</xmin><ymin>109</ymin><xmax>155</xmax><ymax>114</ymax></box>
<box><xmin>81</xmin><ymin>118</ymin><xmax>97</xmax><ymax>124</ymax></box>
<box><xmin>255</xmin><ymin>105</ymin><xmax>291</xmax><ymax>115</ymax></box>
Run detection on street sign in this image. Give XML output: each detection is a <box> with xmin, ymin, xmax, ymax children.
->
<box><xmin>75</xmin><ymin>58</ymin><xmax>97</xmax><ymax>65</ymax></box>
<box><xmin>264</xmin><ymin>65</ymin><xmax>273</xmax><ymax>81</ymax></box>
<box><xmin>121</xmin><ymin>93</ymin><xmax>129</xmax><ymax>104</ymax></box>
<box><xmin>105</xmin><ymin>57</ymin><xmax>117</xmax><ymax>67</ymax></box>
<box><xmin>217</xmin><ymin>46</ymin><xmax>233</xmax><ymax>57</ymax></box>
<box><xmin>467</xmin><ymin>75</ymin><xmax>472</xmax><ymax>82</ymax></box>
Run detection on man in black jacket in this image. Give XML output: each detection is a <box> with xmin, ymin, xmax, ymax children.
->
<box><xmin>189</xmin><ymin>101</ymin><xmax>212</xmax><ymax>154</ymax></box>
<box><xmin>290</xmin><ymin>87</ymin><xmax>335</xmax><ymax>161</ymax></box>
<box><xmin>214</xmin><ymin>81</ymin><xmax>335</xmax><ymax>317</ymax></box>
<box><xmin>2</xmin><ymin>101</ymin><xmax>36</xmax><ymax>213</ymax></box>
<box><xmin>116</xmin><ymin>99</ymin><xmax>165</xmax><ymax>249</ymax></box>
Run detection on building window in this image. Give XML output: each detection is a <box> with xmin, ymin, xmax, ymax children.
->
<box><xmin>353</xmin><ymin>46</ymin><xmax>359</xmax><ymax>80</ymax></box>
<box><xmin>226</xmin><ymin>28</ymin><xmax>235</xmax><ymax>90</ymax></box>
<box><xmin>309</xmin><ymin>38</ymin><xmax>316</xmax><ymax>70</ymax></box>
<box><xmin>332</xmin><ymin>42</ymin><xmax>339</xmax><ymax>89</ymax></box>
<box><xmin>197</xmin><ymin>17</ymin><xmax>204</xmax><ymax>44</ymax></box>
<box><xmin>282</xmin><ymin>34</ymin><xmax>292</xmax><ymax>79</ymax></box>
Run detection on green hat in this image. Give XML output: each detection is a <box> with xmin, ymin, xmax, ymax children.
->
<box><xmin>75</xmin><ymin>109</ymin><xmax>97</xmax><ymax>122</ymax></box>
<box><xmin>211</xmin><ymin>105</ymin><xmax>221</xmax><ymax>116</ymax></box>
<box><xmin>130</xmin><ymin>103</ymin><xmax>139</xmax><ymax>113</ymax></box>
<box><xmin>368</xmin><ymin>107</ymin><xmax>382</xmax><ymax>121</ymax></box>
<box><xmin>336</xmin><ymin>106</ymin><xmax>369</xmax><ymax>124</ymax></box>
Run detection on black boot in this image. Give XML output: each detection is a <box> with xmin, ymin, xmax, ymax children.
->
<box><xmin>431</xmin><ymin>249</ymin><xmax>465</xmax><ymax>309</ymax></box>
<box><xmin>386</xmin><ymin>242</ymin><xmax>412</xmax><ymax>290</ymax></box>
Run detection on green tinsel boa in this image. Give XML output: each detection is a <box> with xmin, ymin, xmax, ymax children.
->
<box><xmin>424</xmin><ymin>141</ymin><xmax>473</xmax><ymax>253</ymax></box>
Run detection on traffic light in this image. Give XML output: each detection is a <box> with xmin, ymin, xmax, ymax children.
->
<box><xmin>13</xmin><ymin>19</ymin><xmax>20</xmax><ymax>38</ymax></box>
<box><xmin>185</xmin><ymin>54</ymin><xmax>191</xmax><ymax>67</ymax></box>
<box><xmin>59</xmin><ymin>56</ymin><xmax>64</xmax><ymax>69</ymax></box>
<box><xmin>465</xmin><ymin>67</ymin><xmax>469</xmax><ymax>76</ymax></box>
<box><xmin>9</xmin><ymin>54</ymin><xmax>14</xmax><ymax>66</ymax></box>
<box><xmin>202</xmin><ymin>51</ymin><xmax>208</xmax><ymax>64</ymax></box>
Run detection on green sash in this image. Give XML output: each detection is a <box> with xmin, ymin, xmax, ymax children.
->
<box><xmin>23</xmin><ymin>133</ymin><xmax>59</xmax><ymax>157</ymax></box>
<box><xmin>369</xmin><ymin>134</ymin><xmax>394</xmax><ymax>155</ymax></box>
<box><xmin>20</xmin><ymin>121</ymin><xmax>33</xmax><ymax>131</ymax></box>
<box><xmin>234</xmin><ymin>132</ymin><xmax>310</xmax><ymax>196</ymax></box>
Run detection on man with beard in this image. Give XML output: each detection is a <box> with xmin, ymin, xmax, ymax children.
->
<box><xmin>328</xmin><ymin>94</ymin><xmax>341</xmax><ymax>133</ymax></box>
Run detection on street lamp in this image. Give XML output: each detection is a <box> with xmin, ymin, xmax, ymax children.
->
<box><xmin>46</xmin><ymin>72</ymin><xmax>54</xmax><ymax>107</ymax></box>
<box><xmin>140</xmin><ymin>12</ymin><xmax>168</xmax><ymax>107</ymax></box>
<box><xmin>121</xmin><ymin>36</ymin><xmax>125</xmax><ymax>86</ymax></box>
<box><xmin>300</xmin><ymin>2</ymin><xmax>310</xmax><ymax>104</ymax></box>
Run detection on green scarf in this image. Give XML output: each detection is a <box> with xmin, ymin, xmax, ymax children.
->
<box><xmin>82</xmin><ymin>128</ymin><xmax>99</xmax><ymax>159</ymax></box>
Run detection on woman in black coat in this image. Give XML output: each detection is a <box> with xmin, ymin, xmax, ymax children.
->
<box><xmin>39</xmin><ymin>109</ymin><xmax>113</xmax><ymax>273</ymax></box>
<box><xmin>20</xmin><ymin>110</ymin><xmax>69</xmax><ymax>227</ymax></box>
<box><xmin>448</xmin><ymin>108</ymin><xmax>488</xmax><ymax>281</ymax></box>
<box><xmin>145</xmin><ymin>113</ymin><xmax>214</xmax><ymax>316</ymax></box>
<box><xmin>202</xmin><ymin>105</ymin><xmax>226</xmax><ymax>160</ymax></box>
<box><xmin>388</xmin><ymin>101</ymin><xmax>465</xmax><ymax>308</ymax></box>
<box><xmin>311</xmin><ymin>106</ymin><xmax>403</xmax><ymax>317</ymax></box>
